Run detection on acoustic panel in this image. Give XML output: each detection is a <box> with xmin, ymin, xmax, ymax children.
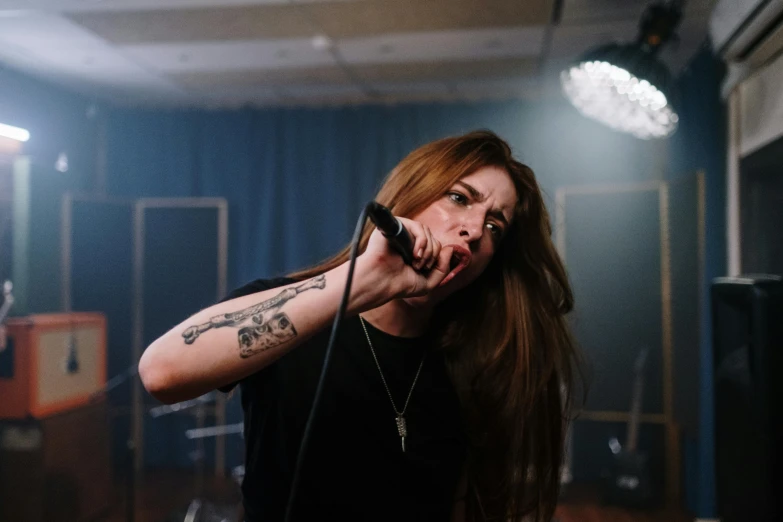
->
<box><xmin>136</xmin><ymin>199</ymin><xmax>227</xmax><ymax>471</ymax></box>
<box><xmin>668</xmin><ymin>173</ymin><xmax>704</xmax><ymax>435</ymax></box>
<box><xmin>562</xmin><ymin>187</ymin><xmax>664</xmax><ymax>414</ymax></box>
<box><xmin>67</xmin><ymin>197</ymin><xmax>134</xmax><ymax>404</ymax></box>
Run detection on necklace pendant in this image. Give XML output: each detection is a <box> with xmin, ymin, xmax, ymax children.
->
<box><xmin>396</xmin><ymin>415</ymin><xmax>408</xmax><ymax>452</ymax></box>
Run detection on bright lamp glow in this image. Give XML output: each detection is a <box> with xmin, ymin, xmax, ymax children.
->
<box><xmin>561</xmin><ymin>60</ymin><xmax>678</xmax><ymax>139</ymax></box>
<box><xmin>0</xmin><ymin>122</ymin><xmax>30</xmax><ymax>142</ymax></box>
<box><xmin>560</xmin><ymin>2</ymin><xmax>684</xmax><ymax>140</ymax></box>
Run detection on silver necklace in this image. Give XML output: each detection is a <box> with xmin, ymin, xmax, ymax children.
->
<box><xmin>359</xmin><ymin>316</ymin><xmax>427</xmax><ymax>453</ymax></box>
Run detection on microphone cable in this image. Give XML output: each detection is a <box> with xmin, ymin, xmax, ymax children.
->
<box><xmin>284</xmin><ymin>201</ymin><xmax>393</xmax><ymax>522</ymax></box>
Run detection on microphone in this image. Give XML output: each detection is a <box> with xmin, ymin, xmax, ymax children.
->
<box><xmin>366</xmin><ymin>201</ymin><xmax>414</xmax><ymax>265</ymax></box>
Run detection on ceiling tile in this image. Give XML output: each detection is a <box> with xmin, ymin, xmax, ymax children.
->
<box><xmin>275</xmin><ymin>83</ymin><xmax>371</xmax><ymax>105</ymax></box>
<box><xmin>311</xmin><ymin>0</ymin><xmax>553</xmax><ymax>41</ymax></box>
<box><xmin>0</xmin><ymin>11</ymin><xmax>175</xmax><ymax>89</ymax></box>
<box><xmin>372</xmin><ymin>81</ymin><xmax>451</xmax><ymax>94</ymax></box>
<box><xmin>454</xmin><ymin>77</ymin><xmax>542</xmax><ymax>100</ymax></box>
<box><xmin>66</xmin><ymin>0</ymin><xmax>554</xmax><ymax>44</ymax></box>
<box><xmin>375</xmin><ymin>91</ymin><xmax>466</xmax><ymax>104</ymax></box>
<box><xmin>123</xmin><ymin>38</ymin><xmax>335</xmax><ymax>72</ymax></box>
<box><xmin>338</xmin><ymin>26</ymin><xmax>546</xmax><ymax>65</ymax></box>
<box><xmin>280</xmin><ymin>82</ymin><xmax>366</xmax><ymax>97</ymax></box>
<box><xmin>66</xmin><ymin>3</ymin><xmax>312</xmax><ymax>43</ymax></box>
<box><xmin>351</xmin><ymin>57</ymin><xmax>537</xmax><ymax>84</ymax></box>
<box><xmin>0</xmin><ymin>0</ymin><xmax>358</xmax><ymax>12</ymax></box>
<box><xmin>369</xmin><ymin>77</ymin><xmax>540</xmax><ymax>100</ymax></box>
<box><xmin>170</xmin><ymin>65</ymin><xmax>353</xmax><ymax>88</ymax></box>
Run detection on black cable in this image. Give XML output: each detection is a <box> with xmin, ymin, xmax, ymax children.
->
<box><xmin>283</xmin><ymin>203</ymin><xmax>372</xmax><ymax>522</ymax></box>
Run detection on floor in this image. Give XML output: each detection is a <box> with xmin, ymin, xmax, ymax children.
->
<box><xmin>103</xmin><ymin>471</ymin><xmax>692</xmax><ymax>522</ymax></box>
<box><xmin>104</xmin><ymin>470</ymin><xmax>241</xmax><ymax>522</ymax></box>
<box><xmin>555</xmin><ymin>484</ymin><xmax>692</xmax><ymax>522</ymax></box>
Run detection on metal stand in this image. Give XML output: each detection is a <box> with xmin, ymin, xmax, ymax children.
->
<box><xmin>126</xmin><ymin>437</ymin><xmax>136</xmax><ymax>522</ymax></box>
<box><xmin>150</xmin><ymin>393</ymin><xmax>242</xmax><ymax>522</ymax></box>
<box><xmin>91</xmin><ymin>363</ymin><xmax>139</xmax><ymax>522</ymax></box>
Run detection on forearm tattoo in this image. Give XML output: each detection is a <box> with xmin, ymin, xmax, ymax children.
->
<box><xmin>181</xmin><ymin>275</ymin><xmax>326</xmax><ymax>358</ymax></box>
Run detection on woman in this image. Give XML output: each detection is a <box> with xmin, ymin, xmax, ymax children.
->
<box><xmin>140</xmin><ymin>130</ymin><xmax>579</xmax><ymax>522</ymax></box>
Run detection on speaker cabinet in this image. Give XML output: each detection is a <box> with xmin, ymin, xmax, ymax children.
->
<box><xmin>0</xmin><ymin>400</ymin><xmax>112</xmax><ymax>522</ymax></box>
<box><xmin>712</xmin><ymin>275</ymin><xmax>782</xmax><ymax>522</ymax></box>
<box><xmin>0</xmin><ymin>313</ymin><xmax>106</xmax><ymax>419</ymax></box>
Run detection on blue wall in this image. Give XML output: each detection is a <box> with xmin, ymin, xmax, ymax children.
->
<box><xmin>0</xmin><ymin>66</ymin><xmax>97</xmax><ymax>188</ymax></box>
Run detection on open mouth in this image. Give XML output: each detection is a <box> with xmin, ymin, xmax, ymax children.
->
<box><xmin>439</xmin><ymin>245</ymin><xmax>471</xmax><ymax>287</ymax></box>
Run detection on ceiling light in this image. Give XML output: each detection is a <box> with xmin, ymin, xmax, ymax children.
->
<box><xmin>560</xmin><ymin>1</ymin><xmax>683</xmax><ymax>139</ymax></box>
<box><xmin>0</xmin><ymin>122</ymin><xmax>30</xmax><ymax>142</ymax></box>
<box><xmin>311</xmin><ymin>34</ymin><xmax>334</xmax><ymax>51</ymax></box>
<box><xmin>55</xmin><ymin>152</ymin><xmax>69</xmax><ymax>173</ymax></box>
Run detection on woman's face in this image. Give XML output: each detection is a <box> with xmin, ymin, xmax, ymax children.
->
<box><xmin>409</xmin><ymin>165</ymin><xmax>518</xmax><ymax>303</ymax></box>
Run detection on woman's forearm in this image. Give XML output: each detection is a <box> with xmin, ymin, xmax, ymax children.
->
<box><xmin>138</xmin><ymin>261</ymin><xmax>388</xmax><ymax>404</ymax></box>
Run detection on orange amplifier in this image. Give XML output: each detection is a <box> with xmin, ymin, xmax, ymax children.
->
<box><xmin>0</xmin><ymin>312</ymin><xmax>107</xmax><ymax>419</ymax></box>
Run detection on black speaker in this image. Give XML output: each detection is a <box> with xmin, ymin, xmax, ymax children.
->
<box><xmin>712</xmin><ymin>275</ymin><xmax>783</xmax><ymax>522</ymax></box>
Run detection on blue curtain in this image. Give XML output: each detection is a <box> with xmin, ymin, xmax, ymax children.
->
<box><xmin>106</xmin><ymin>100</ymin><xmax>663</xmax><ymax>290</ymax></box>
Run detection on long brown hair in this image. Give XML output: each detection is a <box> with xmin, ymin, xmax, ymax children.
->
<box><xmin>291</xmin><ymin>130</ymin><xmax>580</xmax><ymax>521</ymax></box>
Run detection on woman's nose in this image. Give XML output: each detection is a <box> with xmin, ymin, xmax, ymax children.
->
<box><xmin>458</xmin><ymin>216</ymin><xmax>484</xmax><ymax>243</ymax></box>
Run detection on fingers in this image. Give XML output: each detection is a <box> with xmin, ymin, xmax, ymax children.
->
<box><xmin>419</xmin><ymin>226</ymin><xmax>442</xmax><ymax>271</ymax></box>
<box><xmin>409</xmin><ymin>221</ymin><xmax>437</xmax><ymax>271</ymax></box>
<box><xmin>380</xmin><ymin>217</ymin><xmax>449</xmax><ymax>297</ymax></box>
<box><xmin>411</xmin><ymin>222</ymin><xmax>427</xmax><ymax>267</ymax></box>
<box><xmin>418</xmin><ymin>225</ymin><xmax>435</xmax><ymax>271</ymax></box>
<box><xmin>404</xmin><ymin>244</ymin><xmax>452</xmax><ymax>297</ymax></box>
<box><xmin>430</xmin><ymin>236</ymin><xmax>442</xmax><ymax>271</ymax></box>
<box><xmin>426</xmin><ymin>245</ymin><xmax>454</xmax><ymax>287</ymax></box>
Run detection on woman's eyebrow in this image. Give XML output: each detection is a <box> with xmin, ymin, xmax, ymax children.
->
<box><xmin>456</xmin><ymin>181</ymin><xmax>484</xmax><ymax>202</ymax></box>
<box><xmin>456</xmin><ymin>181</ymin><xmax>510</xmax><ymax>226</ymax></box>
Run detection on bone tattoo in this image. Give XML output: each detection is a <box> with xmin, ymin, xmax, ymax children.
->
<box><xmin>181</xmin><ymin>275</ymin><xmax>326</xmax><ymax>358</ymax></box>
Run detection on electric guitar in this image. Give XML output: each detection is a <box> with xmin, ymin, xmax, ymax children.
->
<box><xmin>604</xmin><ymin>347</ymin><xmax>654</xmax><ymax>508</ymax></box>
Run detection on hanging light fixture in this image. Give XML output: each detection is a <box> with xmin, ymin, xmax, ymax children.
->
<box><xmin>560</xmin><ymin>1</ymin><xmax>684</xmax><ymax>139</ymax></box>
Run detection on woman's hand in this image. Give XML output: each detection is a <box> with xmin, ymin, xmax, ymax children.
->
<box><xmin>358</xmin><ymin>216</ymin><xmax>455</xmax><ymax>301</ymax></box>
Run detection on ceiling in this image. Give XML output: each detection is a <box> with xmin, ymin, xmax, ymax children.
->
<box><xmin>0</xmin><ymin>0</ymin><xmax>717</xmax><ymax>107</ymax></box>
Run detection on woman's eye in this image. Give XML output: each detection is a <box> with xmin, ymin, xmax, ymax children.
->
<box><xmin>448</xmin><ymin>192</ymin><xmax>468</xmax><ymax>205</ymax></box>
<box><xmin>486</xmin><ymin>223</ymin><xmax>503</xmax><ymax>237</ymax></box>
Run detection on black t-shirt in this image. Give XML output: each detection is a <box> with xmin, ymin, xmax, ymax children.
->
<box><xmin>220</xmin><ymin>278</ymin><xmax>467</xmax><ymax>522</ymax></box>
